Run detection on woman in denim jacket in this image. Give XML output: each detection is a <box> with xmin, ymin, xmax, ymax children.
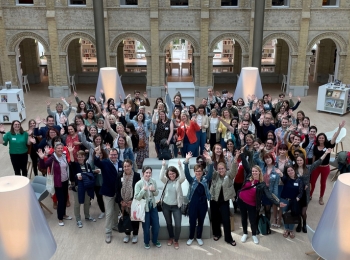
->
<box><xmin>184</xmin><ymin>151</ymin><xmax>214</xmax><ymax>247</ymax></box>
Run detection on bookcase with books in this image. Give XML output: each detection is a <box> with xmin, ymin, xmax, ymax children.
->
<box><xmin>222</xmin><ymin>40</ymin><xmax>233</xmax><ymax>59</ymax></box>
<box><xmin>316</xmin><ymin>83</ymin><xmax>350</xmax><ymax>115</ymax></box>
<box><xmin>123</xmin><ymin>38</ymin><xmax>136</xmax><ymax>59</ymax></box>
<box><xmin>81</xmin><ymin>40</ymin><xmax>96</xmax><ymax>59</ymax></box>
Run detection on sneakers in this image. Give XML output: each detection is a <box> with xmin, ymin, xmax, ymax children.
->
<box><xmin>186</xmin><ymin>239</ymin><xmax>194</xmax><ymax>246</ymax></box>
<box><xmin>98</xmin><ymin>212</ymin><xmax>105</xmax><ymax>219</ymax></box>
<box><xmin>167</xmin><ymin>239</ymin><xmax>174</xmax><ymax>246</ymax></box>
<box><xmin>123</xmin><ymin>235</ymin><xmax>130</xmax><ymax>243</ymax></box>
<box><xmin>174</xmin><ymin>241</ymin><xmax>179</xmax><ymax>250</ymax></box>
<box><xmin>85</xmin><ymin>217</ymin><xmax>96</xmax><ymax>222</ymax></box>
<box><xmin>63</xmin><ymin>215</ymin><xmax>72</xmax><ymax>220</ymax></box>
<box><xmin>105</xmin><ymin>234</ymin><xmax>111</xmax><ymax>244</ymax></box>
<box><xmin>196</xmin><ymin>238</ymin><xmax>204</xmax><ymax>246</ymax></box>
<box><xmin>132</xmin><ymin>235</ymin><xmax>138</xmax><ymax>244</ymax></box>
<box><xmin>144</xmin><ymin>243</ymin><xmax>150</xmax><ymax>249</ymax></box>
<box><xmin>241</xmin><ymin>234</ymin><xmax>248</xmax><ymax>243</ymax></box>
<box><xmin>77</xmin><ymin>221</ymin><xmax>83</xmax><ymax>228</ymax></box>
<box><xmin>154</xmin><ymin>241</ymin><xmax>161</xmax><ymax>248</ymax></box>
<box><xmin>58</xmin><ymin>221</ymin><xmax>64</xmax><ymax>226</ymax></box>
<box><xmin>252</xmin><ymin>236</ymin><xmax>259</xmax><ymax>244</ymax></box>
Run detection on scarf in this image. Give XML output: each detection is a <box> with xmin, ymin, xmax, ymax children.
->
<box><xmin>121</xmin><ymin>172</ymin><xmax>134</xmax><ymax>203</ymax></box>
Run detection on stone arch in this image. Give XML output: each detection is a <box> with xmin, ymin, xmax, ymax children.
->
<box><xmin>209</xmin><ymin>33</ymin><xmax>249</xmax><ymax>54</ymax></box>
<box><xmin>307</xmin><ymin>32</ymin><xmax>347</xmax><ymax>55</ymax></box>
<box><xmin>7</xmin><ymin>31</ymin><xmax>50</xmax><ymax>54</ymax></box>
<box><xmin>60</xmin><ymin>32</ymin><xmax>96</xmax><ymax>52</ymax></box>
<box><xmin>110</xmin><ymin>32</ymin><xmax>151</xmax><ymax>53</ymax></box>
<box><xmin>262</xmin><ymin>33</ymin><xmax>298</xmax><ymax>54</ymax></box>
<box><xmin>159</xmin><ymin>33</ymin><xmax>200</xmax><ymax>54</ymax></box>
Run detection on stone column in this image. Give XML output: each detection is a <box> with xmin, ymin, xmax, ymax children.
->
<box><xmin>0</xmin><ymin>10</ymin><xmax>12</xmax><ymax>85</ymax></box>
<box><xmin>252</xmin><ymin>0</ymin><xmax>265</xmax><ymax>70</ymax></box>
<box><xmin>337</xmin><ymin>54</ymin><xmax>346</xmax><ymax>82</ymax></box>
<box><xmin>92</xmin><ymin>0</ymin><xmax>107</xmax><ymax>69</ymax></box>
<box><xmin>145</xmin><ymin>54</ymin><xmax>151</xmax><ymax>86</ymax></box>
<box><xmin>116</xmin><ymin>42</ymin><xmax>124</xmax><ymax>75</ymax></box>
<box><xmin>199</xmin><ymin>1</ymin><xmax>209</xmax><ymax>87</ymax></box>
<box><xmin>233</xmin><ymin>42</ymin><xmax>242</xmax><ymax>74</ymax></box>
<box><xmin>242</xmin><ymin>53</ymin><xmax>249</xmax><ymax>68</ymax></box>
<box><xmin>45</xmin><ymin>55</ymin><xmax>54</xmax><ymax>86</ymax></box>
<box><xmin>193</xmin><ymin>54</ymin><xmax>200</xmax><ymax>86</ymax></box>
<box><xmin>207</xmin><ymin>54</ymin><xmax>214</xmax><ymax>87</ymax></box>
<box><xmin>8</xmin><ymin>53</ymin><xmax>19</xmax><ymax>87</ymax></box>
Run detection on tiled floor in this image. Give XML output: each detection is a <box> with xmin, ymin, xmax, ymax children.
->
<box><xmin>0</xmin><ymin>75</ymin><xmax>347</xmax><ymax>259</ymax></box>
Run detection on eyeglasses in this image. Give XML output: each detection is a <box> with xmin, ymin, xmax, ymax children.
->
<box><xmin>265</xmin><ymin>117</ymin><xmax>272</xmax><ymax>120</ymax></box>
<box><xmin>110</xmin><ymin>154</ymin><xmax>118</xmax><ymax>156</ymax></box>
<box><xmin>266</xmin><ymin>142</ymin><xmax>274</xmax><ymax>145</ymax></box>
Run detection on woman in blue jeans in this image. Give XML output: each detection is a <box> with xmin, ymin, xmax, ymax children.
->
<box><xmin>184</xmin><ymin>151</ymin><xmax>213</xmax><ymax>246</ymax></box>
<box><xmin>195</xmin><ymin>104</ymin><xmax>209</xmax><ymax>155</ymax></box>
<box><xmin>159</xmin><ymin>159</ymin><xmax>185</xmax><ymax>250</ymax></box>
<box><xmin>134</xmin><ymin>166</ymin><xmax>161</xmax><ymax>249</ymax></box>
<box><xmin>279</xmin><ymin>165</ymin><xmax>304</xmax><ymax>239</ymax></box>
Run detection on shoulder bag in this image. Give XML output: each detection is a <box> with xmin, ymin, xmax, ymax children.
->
<box><xmin>156</xmin><ymin>180</ymin><xmax>169</xmax><ymax>212</ymax></box>
<box><xmin>46</xmin><ymin>161</ymin><xmax>55</xmax><ymax>195</ymax></box>
<box><xmin>235</xmin><ymin>182</ymin><xmax>259</xmax><ymax>203</ymax></box>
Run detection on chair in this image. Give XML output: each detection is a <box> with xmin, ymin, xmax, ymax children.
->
<box><xmin>305</xmin><ymin>225</ymin><xmax>321</xmax><ymax>260</ymax></box>
<box><xmin>68</xmin><ymin>75</ymin><xmax>77</xmax><ymax>92</ymax></box>
<box><xmin>325</xmin><ymin>127</ymin><xmax>346</xmax><ymax>154</ymax></box>
<box><xmin>31</xmin><ymin>176</ymin><xmax>53</xmax><ymax>214</ymax></box>
<box><xmin>181</xmin><ymin>62</ymin><xmax>190</xmax><ymax>76</ymax></box>
<box><xmin>281</xmin><ymin>74</ymin><xmax>287</xmax><ymax>92</ymax></box>
<box><xmin>22</xmin><ymin>75</ymin><xmax>30</xmax><ymax>92</ymax></box>
<box><xmin>171</xmin><ymin>62</ymin><xmax>180</xmax><ymax>75</ymax></box>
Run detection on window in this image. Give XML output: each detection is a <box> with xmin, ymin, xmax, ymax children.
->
<box><xmin>17</xmin><ymin>0</ymin><xmax>34</xmax><ymax>4</ymax></box>
<box><xmin>221</xmin><ymin>0</ymin><xmax>238</xmax><ymax>6</ymax></box>
<box><xmin>272</xmin><ymin>0</ymin><xmax>289</xmax><ymax>6</ymax></box>
<box><xmin>170</xmin><ymin>0</ymin><xmax>188</xmax><ymax>6</ymax></box>
<box><xmin>120</xmin><ymin>0</ymin><xmax>138</xmax><ymax>5</ymax></box>
<box><xmin>322</xmin><ymin>0</ymin><xmax>339</xmax><ymax>6</ymax></box>
<box><xmin>69</xmin><ymin>0</ymin><xmax>86</xmax><ymax>5</ymax></box>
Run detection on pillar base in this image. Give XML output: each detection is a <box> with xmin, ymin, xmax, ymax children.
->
<box><xmin>289</xmin><ymin>85</ymin><xmax>309</xmax><ymax>97</ymax></box>
<box><xmin>48</xmin><ymin>86</ymin><xmax>71</xmax><ymax>98</ymax></box>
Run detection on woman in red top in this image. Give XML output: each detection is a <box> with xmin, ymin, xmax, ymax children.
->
<box><xmin>177</xmin><ymin>110</ymin><xmax>200</xmax><ymax>157</ymax></box>
<box><xmin>65</xmin><ymin>123</ymin><xmax>81</xmax><ymax>161</ymax></box>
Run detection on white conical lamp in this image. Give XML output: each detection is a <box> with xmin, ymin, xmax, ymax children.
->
<box><xmin>233</xmin><ymin>67</ymin><xmax>263</xmax><ymax>101</ymax></box>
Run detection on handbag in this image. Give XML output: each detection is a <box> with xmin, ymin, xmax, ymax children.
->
<box><xmin>46</xmin><ymin>161</ymin><xmax>55</xmax><ymax>195</ymax></box>
<box><xmin>130</xmin><ymin>198</ymin><xmax>146</xmax><ymax>222</ymax></box>
<box><xmin>138</xmin><ymin>138</ymin><xmax>146</xmax><ymax>149</ymax></box>
<box><xmin>181</xmin><ymin>202</ymin><xmax>189</xmax><ymax>216</ymax></box>
<box><xmin>282</xmin><ymin>212</ymin><xmax>300</xmax><ymax>224</ymax></box>
<box><xmin>289</xmin><ymin>198</ymin><xmax>301</xmax><ymax>216</ymax></box>
<box><xmin>117</xmin><ymin>209</ymin><xmax>133</xmax><ymax>233</ymax></box>
<box><xmin>156</xmin><ymin>180</ymin><xmax>169</xmax><ymax>212</ymax></box>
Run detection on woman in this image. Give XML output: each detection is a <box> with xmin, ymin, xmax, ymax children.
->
<box><xmin>27</xmin><ymin>119</ymin><xmax>39</xmax><ymax>176</ymax></box>
<box><xmin>153</xmin><ymin>110</ymin><xmax>174</xmax><ymax>155</ymax></box>
<box><xmin>299</xmin><ymin>116</ymin><xmax>310</xmax><ymax>135</ymax></box>
<box><xmin>65</xmin><ymin>123</ymin><xmax>81</xmax><ymax>161</ymax></box>
<box><xmin>302</xmin><ymin>126</ymin><xmax>317</xmax><ymax>166</ymax></box>
<box><xmin>120</xmin><ymin>159</ymin><xmax>141</xmax><ymax>244</ymax></box>
<box><xmin>76</xmin><ymin>100</ymin><xmax>88</xmax><ymax>118</ymax></box>
<box><xmin>177</xmin><ymin>110</ymin><xmax>200</xmax><ymax>157</ymax></box>
<box><xmin>243</xmin><ymin>112</ymin><xmax>256</xmax><ymax>134</ymax></box>
<box><xmin>74</xmin><ymin>115</ymin><xmax>86</xmax><ymax>133</ymax></box>
<box><xmin>210</xmin><ymin>152</ymin><xmax>238</xmax><ymax>246</ymax></box>
<box><xmin>196</xmin><ymin>104</ymin><xmax>209</xmax><ymax>155</ymax></box>
<box><xmin>184</xmin><ymin>151</ymin><xmax>214</xmax><ymax>246</ymax></box>
<box><xmin>262</xmin><ymin>94</ymin><xmax>273</xmax><ymax>111</ymax></box>
<box><xmin>93</xmin><ymin>149</ymin><xmax>107</xmax><ymax>219</ymax></box>
<box><xmin>218</xmin><ymin>116</ymin><xmax>239</xmax><ymax>148</ymax></box>
<box><xmin>38</xmin><ymin>143</ymin><xmax>73</xmax><ymax>226</ymax></box>
<box><xmin>134</xmin><ymin>166</ymin><xmax>161</xmax><ymax>249</ymax></box>
<box><xmin>126</xmin><ymin>122</ymin><xmax>139</xmax><ymax>158</ymax></box>
<box><xmin>218</xmin><ymin>108</ymin><xmax>232</xmax><ymax>149</ymax></box>
<box><xmin>171</xmin><ymin>108</ymin><xmax>181</xmax><ymax>158</ymax></box>
<box><xmin>160</xmin><ymin>159</ymin><xmax>185</xmax><ymax>249</ymax></box>
<box><xmin>165</xmin><ymin>85</ymin><xmax>185</xmax><ymax>117</ymax></box>
<box><xmin>84</xmin><ymin>109</ymin><xmax>100</xmax><ymax>127</ymax></box>
<box><xmin>126</xmin><ymin>111</ymin><xmax>151</xmax><ymax>169</ymax></box>
<box><xmin>296</xmin><ymin>110</ymin><xmax>305</xmax><ymax>126</ymax></box>
<box><xmin>151</xmin><ymin>102</ymin><xmax>166</xmax><ymax>138</ymax></box>
<box><xmin>70</xmin><ymin>150</ymin><xmax>97</xmax><ymax>228</ymax></box>
<box><xmin>310</xmin><ymin>121</ymin><xmax>345</xmax><ymax>205</ymax></box>
<box><xmin>115</xmin><ymin>136</ymin><xmax>135</xmax><ymax>172</ymax></box>
<box><xmin>238</xmin><ymin>152</ymin><xmax>286</xmax><ymax>244</ymax></box>
<box><xmin>211</xmin><ymin>144</ymin><xmax>226</xmax><ymax>170</ymax></box>
<box><xmin>207</xmin><ymin>109</ymin><xmax>220</xmax><ymax>150</ymax></box>
<box><xmin>277</xmin><ymin>165</ymin><xmax>304</xmax><ymax>239</ymax></box>
<box><xmin>275</xmin><ymin>105</ymin><xmax>287</xmax><ymax>127</ymax></box>
<box><xmin>188</xmin><ymin>105</ymin><xmax>197</xmax><ymax>119</ymax></box>
<box><xmin>0</xmin><ymin>121</ymin><xmax>31</xmax><ymax>176</ymax></box>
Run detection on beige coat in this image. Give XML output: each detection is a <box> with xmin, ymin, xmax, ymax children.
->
<box><xmin>210</xmin><ymin>160</ymin><xmax>237</xmax><ymax>202</ymax></box>
<box><xmin>159</xmin><ymin>164</ymin><xmax>186</xmax><ymax>207</ymax></box>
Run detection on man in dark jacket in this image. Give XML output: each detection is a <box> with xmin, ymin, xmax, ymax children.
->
<box><xmin>94</xmin><ymin>147</ymin><xmax>122</xmax><ymax>244</ymax></box>
<box><xmin>34</xmin><ymin>115</ymin><xmax>61</xmax><ymax>137</ymax></box>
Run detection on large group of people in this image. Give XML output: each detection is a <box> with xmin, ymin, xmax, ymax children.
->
<box><xmin>0</xmin><ymin>86</ymin><xmax>345</xmax><ymax>250</ymax></box>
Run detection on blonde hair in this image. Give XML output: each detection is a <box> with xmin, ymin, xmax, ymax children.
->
<box><xmin>108</xmin><ymin>115</ymin><xmax>117</xmax><ymax>123</ymax></box>
<box><xmin>250</xmin><ymin>165</ymin><xmax>264</xmax><ymax>182</ymax></box>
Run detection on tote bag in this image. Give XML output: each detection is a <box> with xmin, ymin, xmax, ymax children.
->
<box><xmin>130</xmin><ymin>199</ymin><xmax>146</xmax><ymax>222</ymax></box>
<box><xmin>46</xmin><ymin>161</ymin><xmax>55</xmax><ymax>195</ymax></box>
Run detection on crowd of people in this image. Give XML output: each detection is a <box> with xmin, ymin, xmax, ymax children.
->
<box><xmin>0</xmin><ymin>87</ymin><xmax>345</xmax><ymax>250</ymax></box>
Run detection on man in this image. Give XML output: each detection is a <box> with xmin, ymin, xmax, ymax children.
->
<box><xmin>34</xmin><ymin>115</ymin><xmax>61</xmax><ymax>137</ymax></box>
<box><xmin>201</xmin><ymin>98</ymin><xmax>211</xmax><ymax>116</ymax></box>
<box><xmin>284</xmin><ymin>130</ymin><xmax>307</xmax><ymax>159</ymax></box>
<box><xmin>238</xmin><ymin>119</ymin><xmax>253</xmax><ymax>147</ymax></box>
<box><xmin>94</xmin><ymin>147</ymin><xmax>122</xmax><ymax>244</ymax></box>
<box><xmin>47</xmin><ymin>101</ymin><xmax>72</xmax><ymax>127</ymax></box>
<box><xmin>252</xmin><ymin>111</ymin><xmax>276</xmax><ymax>142</ymax></box>
<box><xmin>275</xmin><ymin>92</ymin><xmax>295</xmax><ymax>113</ymax></box>
<box><xmin>224</xmin><ymin>98</ymin><xmax>239</xmax><ymax>117</ymax></box>
<box><xmin>207</xmin><ymin>88</ymin><xmax>222</xmax><ymax>109</ymax></box>
<box><xmin>264</xmin><ymin>138</ymin><xmax>276</xmax><ymax>159</ymax></box>
<box><xmin>124</xmin><ymin>90</ymin><xmax>150</xmax><ymax>119</ymax></box>
<box><xmin>274</xmin><ymin>117</ymin><xmax>289</xmax><ymax>144</ymax></box>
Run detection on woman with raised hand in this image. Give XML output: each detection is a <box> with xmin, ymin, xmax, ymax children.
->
<box><xmin>210</xmin><ymin>151</ymin><xmax>239</xmax><ymax>246</ymax></box>
<box><xmin>207</xmin><ymin>108</ymin><xmax>220</xmax><ymax>150</ymax></box>
<box><xmin>160</xmin><ymin>159</ymin><xmax>185</xmax><ymax>250</ymax></box>
<box><xmin>217</xmin><ymin>108</ymin><xmax>232</xmax><ymax>149</ymax></box>
<box><xmin>27</xmin><ymin>119</ymin><xmax>40</xmax><ymax>176</ymax></box>
<box><xmin>177</xmin><ymin>110</ymin><xmax>200</xmax><ymax>157</ymax></box>
<box><xmin>238</xmin><ymin>149</ymin><xmax>286</xmax><ymax>245</ymax></box>
<box><xmin>134</xmin><ymin>166</ymin><xmax>161</xmax><ymax>249</ymax></box>
<box><xmin>184</xmin><ymin>151</ymin><xmax>214</xmax><ymax>247</ymax></box>
<box><xmin>119</xmin><ymin>159</ymin><xmax>141</xmax><ymax>244</ymax></box>
<box><xmin>152</xmin><ymin>110</ymin><xmax>174</xmax><ymax>155</ymax></box>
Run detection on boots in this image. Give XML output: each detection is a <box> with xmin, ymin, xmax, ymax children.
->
<box><xmin>296</xmin><ymin>222</ymin><xmax>301</xmax><ymax>233</ymax></box>
<box><xmin>302</xmin><ymin>219</ymin><xmax>307</xmax><ymax>233</ymax></box>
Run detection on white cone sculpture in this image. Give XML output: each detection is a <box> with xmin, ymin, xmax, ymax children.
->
<box><xmin>233</xmin><ymin>67</ymin><xmax>263</xmax><ymax>101</ymax></box>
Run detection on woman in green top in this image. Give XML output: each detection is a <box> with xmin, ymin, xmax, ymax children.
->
<box><xmin>0</xmin><ymin>121</ymin><xmax>32</xmax><ymax>176</ymax></box>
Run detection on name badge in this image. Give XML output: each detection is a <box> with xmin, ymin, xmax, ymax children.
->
<box><xmin>294</xmin><ymin>183</ymin><xmax>299</xmax><ymax>186</ymax></box>
<box><xmin>121</xmin><ymin>177</ymin><xmax>124</xmax><ymax>182</ymax></box>
<box><xmin>165</xmin><ymin>127</ymin><xmax>169</xmax><ymax>130</ymax></box>
<box><xmin>12</xmin><ymin>138</ymin><xmax>16</xmax><ymax>140</ymax></box>
<box><xmin>119</xmin><ymin>168</ymin><xmax>122</xmax><ymax>172</ymax></box>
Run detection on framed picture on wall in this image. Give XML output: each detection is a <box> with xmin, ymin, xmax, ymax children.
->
<box><xmin>5</xmin><ymin>81</ymin><xmax>11</xmax><ymax>89</ymax></box>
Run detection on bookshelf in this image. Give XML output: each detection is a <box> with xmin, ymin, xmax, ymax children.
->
<box><xmin>0</xmin><ymin>89</ymin><xmax>26</xmax><ymax>123</ymax></box>
<box><xmin>124</xmin><ymin>38</ymin><xmax>136</xmax><ymax>59</ymax></box>
<box><xmin>222</xmin><ymin>39</ymin><xmax>233</xmax><ymax>58</ymax></box>
<box><xmin>81</xmin><ymin>39</ymin><xmax>96</xmax><ymax>59</ymax></box>
<box><xmin>316</xmin><ymin>83</ymin><xmax>350</xmax><ymax>115</ymax></box>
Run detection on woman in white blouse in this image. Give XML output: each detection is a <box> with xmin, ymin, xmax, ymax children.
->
<box><xmin>196</xmin><ymin>104</ymin><xmax>209</xmax><ymax>155</ymax></box>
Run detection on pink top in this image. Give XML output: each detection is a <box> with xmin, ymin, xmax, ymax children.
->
<box><xmin>239</xmin><ymin>180</ymin><xmax>259</xmax><ymax>206</ymax></box>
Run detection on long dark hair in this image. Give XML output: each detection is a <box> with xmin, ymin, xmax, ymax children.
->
<box><xmin>76</xmin><ymin>101</ymin><xmax>87</xmax><ymax>114</ymax></box>
<box><xmin>126</xmin><ymin>122</ymin><xmax>137</xmax><ymax>135</ymax></box>
<box><xmin>316</xmin><ymin>133</ymin><xmax>328</xmax><ymax>146</ymax></box>
<box><xmin>10</xmin><ymin>120</ymin><xmax>24</xmax><ymax>134</ymax></box>
<box><xmin>166</xmin><ymin>166</ymin><xmax>179</xmax><ymax>179</ymax></box>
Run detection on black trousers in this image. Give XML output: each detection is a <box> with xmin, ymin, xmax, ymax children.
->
<box><xmin>94</xmin><ymin>186</ymin><xmax>105</xmax><ymax>213</ymax></box>
<box><xmin>210</xmin><ymin>200</ymin><xmax>234</xmax><ymax>243</ymax></box>
<box><xmin>10</xmin><ymin>153</ymin><xmax>28</xmax><ymax>177</ymax></box>
<box><xmin>209</xmin><ymin>133</ymin><xmax>218</xmax><ymax>150</ymax></box>
<box><xmin>55</xmin><ymin>180</ymin><xmax>69</xmax><ymax>220</ymax></box>
<box><xmin>188</xmin><ymin>201</ymin><xmax>208</xmax><ymax>239</ymax></box>
<box><xmin>238</xmin><ymin>198</ymin><xmax>257</xmax><ymax>236</ymax></box>
<box><xmin>125</xmin><ymin>219</ymin><xmax>140</xmax><ymax>236</ymax></box>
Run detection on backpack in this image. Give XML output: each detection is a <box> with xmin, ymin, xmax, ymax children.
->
<box><xmin>258</xmin><ymin>214</ymin><xmax>271</xmax><ymax>235</ymax></box>
<box><xmin>158</xmin><ymin>148</ymin><xmax>172</xmax><ymax>160</ymax></box>
<box><xmin>336</xmin><ymin>151</ymin><xmax>350</xmax><ymax>173</ymax></box>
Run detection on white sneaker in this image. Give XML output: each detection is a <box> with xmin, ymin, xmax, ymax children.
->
<box><xmin>186</xmin><ymin>239</ymin><xmax>194</xmax><ymax>246</ymax></box>
<box><xmin>77</xmin><ymin>221</ymin><xmax>83</xmax><ymax>228</ymax></box>
<box><xmin>123</xmin><ymin>235</ymin><xmax>130</xmax><ymax>243</ymax></box>
<box><xmin>196</xmin><ymin>238</ymin><xmax>204</xmax><ymax>246</ymax></box>
<box><xmin>241</xmin><ymin>234</ymin><xmax>248</xmax><ymax>243</ymax></box>
<box><xmin>132</xmin><ymin>235</ymin><xmax>138</xmax><ymax>244</ymax></box>
<box><xmin>98</xmin><ymin>212</ymin><xmax>105</xmax><ymax>219</ymax></box>
<box><xmin>252</xmin><ymin>236</ymin><xmax>259</xmax><ymax>244</ymax></box>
